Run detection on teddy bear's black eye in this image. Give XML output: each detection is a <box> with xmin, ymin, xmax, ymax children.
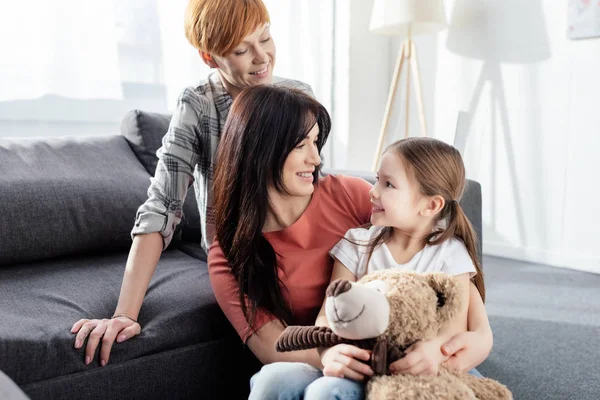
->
<box><xmin>436</xmin><ymin>291</ymin><xmax>446</xmax><ymax>308</ymax></box>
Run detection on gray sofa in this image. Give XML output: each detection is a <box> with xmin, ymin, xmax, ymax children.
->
<box><xmin>0</xmin><ymin>111</ymin><xmax>482</xmax><ymax>399</ymax></box>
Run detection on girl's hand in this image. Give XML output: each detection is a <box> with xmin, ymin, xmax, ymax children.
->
<box><xmin>71</xmin><ymin>317</ymin><xmax>141</xmax><ymax>367</ymax></box>
<box><xmin>389</xmin><ymin>339</ymin><xmax>448</xmax><ymax>376</ymax></box>
<box><xmin>441</xmin><ymin>329</ymin><xmax>493</xmax><ymax>372</ymax></box>
<box><xmin>320</xmin><ymin>344</ymin><xmax>374</xmax><ymax>381</ymax></box>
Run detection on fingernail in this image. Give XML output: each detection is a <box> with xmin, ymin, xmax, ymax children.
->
<box><xmin>85</xmin><ymin>356</ymin><xmax>91</xmax><ymax>365</ymax></box>
<box><xmin>75</xmin><ymin>340</ymin><xmax>81</xmax><ymax>348</ymax></box>
<box><xmin>118</xmin><ymin>335</ymin><xmax>126</xmax><ymax>342</ymax></box>
<box><xmin>101</xmin><ymin>360</ymin><xmax>106</xmax><ymax>367</ymax></box>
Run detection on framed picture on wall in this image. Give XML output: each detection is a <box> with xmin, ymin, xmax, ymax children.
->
<box><xmin>568</xmin><ymin>0</ymin><xmax>600</xmax><ymax>39</ymax></box>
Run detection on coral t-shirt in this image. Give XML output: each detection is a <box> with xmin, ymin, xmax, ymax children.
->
<box><xmin>208</xmin><ymin>175</ymin><xmax>373</xmax><ymax>343</ymax></box>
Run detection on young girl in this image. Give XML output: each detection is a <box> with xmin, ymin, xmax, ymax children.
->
<box><xmin>318</xmin><ymin>137</ymin><xmax>486</xmax><ymax>381</ymax></box>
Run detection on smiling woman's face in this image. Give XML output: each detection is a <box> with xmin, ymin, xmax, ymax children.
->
<box><xmin>212</xmin><ymin>23</ymin><xmax>275</xmax><ymax>94</ymax></box>
<box><xmin>280</xmin><ymin>123</ymin><xmax>321</xmax><ymax>198</ymax></box>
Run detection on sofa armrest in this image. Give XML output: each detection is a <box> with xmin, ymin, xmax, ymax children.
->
<box><xmin>322</xmin><ymin>168</ymin><xmax>483</xmax><ymax>266</ymax></box>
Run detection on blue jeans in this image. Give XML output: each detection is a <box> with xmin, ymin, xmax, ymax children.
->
<box><xmin>249</xmin><ymin>362</ymin><xmax>364</xmax><ymax>400</ymax></box>
<box><xmin>248</xmin><ymin>362</ymin><xmax>483</xmax><ymax>400</ymax></box>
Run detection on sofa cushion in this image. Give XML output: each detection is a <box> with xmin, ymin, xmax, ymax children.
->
<box><xmin>120</xmin><ymin>110</ymin><xmax>201</xmax><ymax>243</ymax></box>
<box><xmin>0</xmin><ymin>135</ymin><xmax>151</xmax><ymax>266</ymax></box>
<box><xmin>0</xmin><ymin>247</ymin><xmax>235</xmax><ymax>386</ymax></box>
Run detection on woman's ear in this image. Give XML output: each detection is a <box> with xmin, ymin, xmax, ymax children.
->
<box><xmin>199</xmin><ymin>51</ymin><xmax>218</xmax><ymax>68</ymax></box>
<box><xmin>420</xmin><ymin>195</ymin><xmax>445</xmax><ymax>217</ymax></box>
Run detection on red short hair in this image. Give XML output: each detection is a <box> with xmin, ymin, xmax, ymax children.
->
<box><xmin>185</xmin><ymin>0</ymin><xmax>270</xmax><ymax>56</ymax></box>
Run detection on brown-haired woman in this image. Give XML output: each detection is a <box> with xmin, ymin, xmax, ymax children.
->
<box><xmin>70</xmin><ymin>0</ymin><xmax>313</xmax><ymax>367</ymax></box>
<box><xmin>209</xmin><ymin>86</ymin><xmax>494</xmax><ymax>399</ymax></box>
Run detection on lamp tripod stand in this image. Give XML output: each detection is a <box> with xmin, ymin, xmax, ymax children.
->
<box><xmin>372</xmin><ymin>32</ymin><xmax>428</xmax><ymax>171</ymax></box>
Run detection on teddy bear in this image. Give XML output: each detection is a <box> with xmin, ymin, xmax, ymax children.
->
<box><xmin>276</xmin><ymin>270</ymin><xmax>512</xmax><ymax>400</ymax></box>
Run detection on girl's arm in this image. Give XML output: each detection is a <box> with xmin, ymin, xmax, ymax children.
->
<box><xmin>440</xmin><ymin>282</ymin><xmax>493</xmax><ymax>372</ymax></box>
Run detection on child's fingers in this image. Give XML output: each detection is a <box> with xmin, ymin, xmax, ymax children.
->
<box><xmin>442</xmin><ymin>355</ymin><xmax>463</xmax><ymax>371</ymax></box>
<box><xmin>441</xmin><ymin>332</ymin><xmax>468</xmax><ymax>356</ymax></box>
<box><xmin>323</xmin><ymin>361</ymin><xmax>366</xmax><ymax>381</ymax></box>
<box><xmin>339</xmin><ymin>344</ymin><xmax>371</xmax><ymax>361</ymax></box>
<box><xmin>341</xmin><ymin>367</ymin><xmax>365</xmax><ymax>382</ymax></box>
<box><xmin>389</xmin><ymin>350</ymin><xmax>420</xmax><ymax>372</ymax></box>
<box><xmin>395</xmin><ymin>359</ymin><xmax>429</xmax><ymax>376</ymax></box>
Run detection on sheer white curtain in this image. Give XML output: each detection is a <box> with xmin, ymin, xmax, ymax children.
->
<box><xmin>0</xmin><ymin>0</ymin><xmax>336</xmax><ymax>146</ymax></box>
<box><xmin>0</xmin><ymin>1</ymin><xmax>123</xmax><ymax>101</ymax></box>
<box><xmin>0</xmin><ymin>0</ymin><xmax>334</xmax><ymax>107</ymax></box>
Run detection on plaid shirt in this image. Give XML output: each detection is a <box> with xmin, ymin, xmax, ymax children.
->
<box><xmin>131</xmin><ymin>71</ymin><xmax>314</xmax><ymax>252</ymax></box>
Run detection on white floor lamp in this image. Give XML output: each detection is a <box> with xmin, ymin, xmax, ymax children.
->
<box><xmin>370</xmin><ymin>0</ymin><xmax>448</xmax><ymax>171</ymax></box>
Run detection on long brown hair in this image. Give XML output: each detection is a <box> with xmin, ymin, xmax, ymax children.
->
<box><xmin>213</xmin><ymin>85</ymin><xmax>331</xmax><ymax>330</ymax></box>
<box><xmin>368</xmin><ymin>137</ymin><xmax>485</xmax><ymax>301</ymax></box>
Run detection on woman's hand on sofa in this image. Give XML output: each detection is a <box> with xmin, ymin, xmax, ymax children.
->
<box><xmin>71</xmin><ymin>317</ymin><xmax>141</xmax><ymax>366</ymax></box>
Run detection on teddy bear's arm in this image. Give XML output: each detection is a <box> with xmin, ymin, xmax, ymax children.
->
<box><xmin>276</xmin><ymin>326</ymin><xmax>344</xmax><ymax>352</ymax></box>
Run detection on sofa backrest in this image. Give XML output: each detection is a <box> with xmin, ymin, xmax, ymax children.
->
<box><xmin>0</xmin><ymin>135</ymin><xmax>151</xmax><ymax>266</ymax></box>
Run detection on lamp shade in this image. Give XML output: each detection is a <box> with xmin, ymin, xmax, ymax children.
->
<box><xmin>369</xmin><ymin>0</ymin><xmax>447</xmax><ymax>36</ymax></box>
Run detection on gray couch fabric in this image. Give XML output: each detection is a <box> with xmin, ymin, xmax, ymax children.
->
<box><xmin>0</xmin><ymin>136</ymin><xmax>150</xmax><ymax>266</ymax></box>
<box><xmin>0</xmin><ymin>248</ymin><xmax>231</xmax><ymax>385</ymax></box>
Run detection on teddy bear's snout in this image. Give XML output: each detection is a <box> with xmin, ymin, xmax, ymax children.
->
<box><xmin>326</xmin><ymin>279</ymin><xmax>352</xmax><ymax>298</ymax></box>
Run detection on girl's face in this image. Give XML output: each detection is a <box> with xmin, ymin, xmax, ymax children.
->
<box><xmin>281</xmin><ymin>123</ymin><xmax>321</xmax><ymax>198</ymax></box>
<box><xmin>210</xmin><ymin>24</ymin><xmax>275</xmax><ymax>96</ymax></box>
<box><xmin>370</xmin><ymin>151</ymin><xmax>426</xmax><ymax>230</ymax></box>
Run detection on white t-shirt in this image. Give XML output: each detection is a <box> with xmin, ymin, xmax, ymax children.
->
<box><xmin>329</xmin><ymin>226</ymin><xmax>477</xmax><ymax>280</ymax></box>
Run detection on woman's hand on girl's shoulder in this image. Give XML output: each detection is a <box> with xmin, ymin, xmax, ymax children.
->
<box><xmin>320</xmin><ymin>344</ymin><xmax>374</xmax><ymax>381</ymax></box>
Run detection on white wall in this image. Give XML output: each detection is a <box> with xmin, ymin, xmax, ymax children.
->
<box><xmin>343</xmin><ymin>0</ymin><xmax>600</xmax><ymax>274</ymax></box>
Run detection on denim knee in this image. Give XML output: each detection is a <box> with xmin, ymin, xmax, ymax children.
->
<box><xmin>304</xmin><ymin>376</ymin><xmax>365</xmax><ymax>400</ymax></box>
<box><xmin>468</xmin><ymin>368</ymin><xmax>483</xmax><ymax>378</ymax></box>
<box><xmin>249</xmin><ymin>362</ymin><xmax>322</xmax><ymax>400</ymax></box>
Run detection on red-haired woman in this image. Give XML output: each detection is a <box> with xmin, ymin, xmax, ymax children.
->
<box><xmin>70</xmin><ymin>0</ymin><xmax>311</xmax><ymax>366</ymax></box>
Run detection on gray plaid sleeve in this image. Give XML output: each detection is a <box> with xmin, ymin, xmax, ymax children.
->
<box><xmin>131</xmin><ymin>89</ymin><xmax>204</xmax><ymax>250</ymax></box>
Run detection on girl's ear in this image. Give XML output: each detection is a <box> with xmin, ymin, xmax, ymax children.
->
<box><xmin>420</xmin><ymin>195</ymin><xmax>445</xmax><ymax>217</ymax></box>
<box><xmin>199</xmin><ymin>51</ymin><xmax>218</xmax><ymax>68</ymax></box>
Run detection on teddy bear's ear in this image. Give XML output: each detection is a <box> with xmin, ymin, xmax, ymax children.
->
<box><xmin>426</xmin><ymin>273</ymin><xmax>462</xmax><ymax>325</ymax></box>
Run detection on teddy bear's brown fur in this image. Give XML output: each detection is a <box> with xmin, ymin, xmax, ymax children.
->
<box><xmin>360</xmin><ymin>270</ymin><xmax>512</xmax><ymax>400</ymax></box>
<box><xmin>277</xmin><ymin>270</ymin><xmax>512</xmax><ymax>400</ymax></box>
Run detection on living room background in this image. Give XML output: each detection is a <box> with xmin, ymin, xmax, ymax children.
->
<box><xmin>1</xmin><ymin>0</ymin><xmax>598</xmax><ymax>274</ymax></box>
